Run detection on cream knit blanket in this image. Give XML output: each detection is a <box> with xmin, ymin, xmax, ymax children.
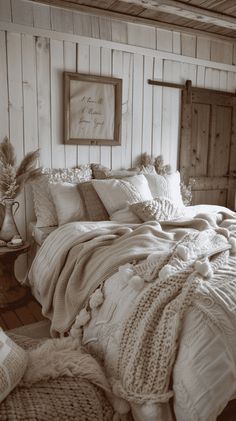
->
<box><xmin>111</xmin><ymin>227</ymin><xmax>236</xmax><ymax>405</ymax></box>
<box><xmin>29</xmin><ymin>222</ymin><xmax>176</xmax><ymax>336</ymax></box>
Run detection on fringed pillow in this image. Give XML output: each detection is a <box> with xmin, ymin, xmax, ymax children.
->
<box><xmin>130</xmin><ymin>197</ymin><xmax>179</xmax><ymax>222</ymax></box>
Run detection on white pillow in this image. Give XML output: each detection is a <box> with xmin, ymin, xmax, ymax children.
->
<box><xmin>144</xmin><ymin>171</ymin><xmax>184</xmax><ymax>211</ymax></box>
<box><xmin>49</xmin><ymin>182</ymin><xmax>86</xmax><ymax>226</ymax></box>
<box><xmin>0</xmin><ymin>329</ymin><xmax>28</xmax><ymax>403</ymax></box>
<box><xmin>92</xmin><ymin>174</ymin><xmax>153</xmax><ymax>222</ymax></box>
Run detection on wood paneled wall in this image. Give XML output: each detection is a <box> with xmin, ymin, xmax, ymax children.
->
<box><xmin>0</xmin><ymin>0</ymin><xmax>236</xmax><ymax>279</ymax></box>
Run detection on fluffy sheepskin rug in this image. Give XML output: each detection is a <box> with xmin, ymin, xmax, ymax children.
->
<box><xmin>22</xmin><ymin>336</ymin><xmax>111</xmax><ymax>394</ymax></box>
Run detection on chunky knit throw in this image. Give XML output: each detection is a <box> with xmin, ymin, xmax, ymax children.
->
<box><xmin>111</xmin><ymin>229</ymin><xmax>233</xmax><ymax>405</ymax></box>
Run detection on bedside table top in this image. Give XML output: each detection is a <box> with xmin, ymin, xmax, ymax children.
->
<box><xmin>0</xmin><ymin>241</ymin><xmax>30</xmax><ymax>257</ymax></box>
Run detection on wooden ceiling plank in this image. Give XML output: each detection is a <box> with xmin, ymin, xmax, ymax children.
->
<box><xmin>120</xmin><ymin>0</ymin><xmax>236</xmax><ymax>30</ymax></box>
<box><xmin>30</xmin><ymin>0</ymin><xmax>236</xmax><ymax>41</ymax></box>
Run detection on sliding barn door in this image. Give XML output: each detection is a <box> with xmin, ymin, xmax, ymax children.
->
<box><xmin>180</xmin><ymin>82</ymin><xmax>236</xmax><ymax>210</ymax></box>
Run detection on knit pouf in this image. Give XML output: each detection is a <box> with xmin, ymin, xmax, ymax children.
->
<box><xmin>0</xmin><ymin>376</ymin><xmax>113</xmax><ymax>421</ymax></box>
<box><xmin>0</xmin><ymin>333</ymin><xmax>113</xmax><ymax>421</ymax></box>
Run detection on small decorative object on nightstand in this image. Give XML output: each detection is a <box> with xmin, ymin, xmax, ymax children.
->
<box><xmin>0</xmin><ymin>242</ymin><xmax>30</xmax><ymax>310</ymax></box>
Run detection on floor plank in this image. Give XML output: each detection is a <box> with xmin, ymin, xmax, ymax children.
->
<box><xmin>0</xmin><ymin>293</ymin><xmax>45</xmax><ymax>330</ymax></box>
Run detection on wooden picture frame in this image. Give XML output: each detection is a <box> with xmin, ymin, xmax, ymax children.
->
<box><xmin>64</xmin><ymin>72</ymin><xmax>122</xmax><ymax>146</ymax></box>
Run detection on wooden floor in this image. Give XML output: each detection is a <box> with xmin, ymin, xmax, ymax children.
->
<box><xmin>0</xmin><ymin>294</ymin><xmax>45</xmax><ymax>330</ymax></box>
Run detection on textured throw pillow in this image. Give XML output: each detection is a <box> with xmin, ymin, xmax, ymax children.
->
<box><xmin>31</xmin><ymin>165</ymin><xmax>92</xmax><ymax>227</ymax></box>
<box><xmin>92</xmin><ymin>174</ymin><xmax>153</xmax><ymax>223</ymax></box>
<box><xmin>31</xmin><ymin>175</ymin><xmax>58</xmax><ymax>228</ymax></box>
<box><xmin>144</xmin><ymin>171</ymin><xmax>184</xmax><ymax>211</ymax></box>
<box><xmin>91</xmin><ymin>163</ymin><xmax>138</xmax><ymax>179</ymax></box>
<box><xmin>130</xmin><ymin>197</ymin><xmax>179</xmax><ymax>222</ymax></box>
<box><xmin>77</xmin><ymin>182</ymin><xmax>109</xmax><ymax>221</ymax></box>
<box><xmin>0</xmin><ymin>328</ymin><xmax>28</xmax><ymax>403</ymax></box>
<box><xmin>49</xmin><ymin>183</ymin><xmax>86</xmax><ymax>226</ymax></box>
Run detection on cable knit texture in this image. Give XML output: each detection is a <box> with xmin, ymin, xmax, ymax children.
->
<box><xmin>130</xmin><ymin>197</ymin><xmax>179</xmax><ymax>222</ymax></box>
<box><xmin>111</xmin><ymin>230</ymin><xmax>232</xmax><ymax>405</ymax></box>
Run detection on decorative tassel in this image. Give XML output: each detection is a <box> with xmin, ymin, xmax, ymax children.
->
<box><xmin>70</xmin><ymin>324</ymin><xmax>82</xmax><ymax>341</ymax></box>
<box><xmin>147</xmin><ymin>251</ymin><xmax>169</xmax><ymax>265</ymax></box>
<box><xmin>159</xmin><ymin>264</ymin><xmax>175</xmax><ymax>281</ymax></box>
<box><xmin>195</xmin><ymin>258</ymin><xmax>213</xmax><ymax>278</ymax></box>
<box><xmin>89</xmin><ymin>288</ymin><xmax>104</xmax><ymax>309</ymax></box>
<box><xmin>75</xmin><ymin>308</ymin><xmax>90</xmax><ymax>327</ymax></box>
<box><xmin>119</xmin><ymin>264</ymin><xmax>134</xmax><ymax>284</ymax></box>
<box><xmin>129</xmin><ymin>275</ymin><xmax>145</xmax><ymax>291</ymax></box>
<box><xmin>147</xmin><ymin>252</ymin><xmax>162</xmax><ymax>264</ymax></box>
<box><xmin>229</xmin><ymin>236</ymin><xmax>236</xmax><ymax>254</ymax></box>
<box><xmin>176</xmin><ymin>244</ymin><xmax>194</xmax><ymax>261</ymax></box>
<box><xmin>112</xmin><ymin>396</ymin><xmax>131</xmax><ymax>415</ymax></box>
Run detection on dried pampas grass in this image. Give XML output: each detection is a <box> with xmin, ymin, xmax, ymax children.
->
<box><xmin>0</xmin><ymin>137</ymin><xmax>42</xmax><ymax>200</ymax></box>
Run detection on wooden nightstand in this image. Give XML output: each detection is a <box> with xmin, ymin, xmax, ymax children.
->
<box><xmin>0</xmin><ymin>242</ymin><xmax>30</xmax><ymax>310</ymax></box>
<box><xmin>0</xmin><ymin>242</ymin><xmax>45</xmax><ymax>330</ymax></box>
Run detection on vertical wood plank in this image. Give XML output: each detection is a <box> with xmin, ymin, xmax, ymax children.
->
<box><xmin>111</xmin><ymin>49</ymin><xmax>123</xmax><ymax>169</ymax></box>
<box><xmin>211</xmin><ymin>41</ymin><xmax>233</xmax><ymax>65</ymax></box>
<box><xmin>36</xmin><ymin>36</ymin><xmax>51</xmax><ymax>168</ymax></box>
<box><xmin>196</xmin><ymin>66</ymin><xmax>205</xmax><ymax>88</ymax></box>
<box><xmin>51</xmin><ymin>7</ymin><xmax>74</xmax><ymax>34</ymax></box>
<box><xmin>50</xmin><ymin>39</ymin><xmax>65</xmax><ymax>168</ymax></box>
<box><xmin>173</xmin><ymin>32</ymin><xmax>181</xmax><ymax>55</ymax></box>
<box><xmin>77</xmin><ymin>43</ymin><xmax>90</xmax><ymax>164</ymax></box>
<box><xmin>0</xmin><ymin>0</ymin><xmax>12</xmax><ymax>22</ymax></box>
<box><xmin>121</xmin><ymin>52</ymin><xmax>133</xmax><ymax>169</ymax></box>
<box><xmin>156</xmin><ymin>29</ymin><xmax>172</xmax><ymax>52</ymax></box>
<box><xmin>64</xmin><ymin>41</ymin><xmax>77</xmax><ymax>167</ymax></box>
<box><xmin>100</xmin><ymin>47</ymin><xmax>112</xmax><ymax>168</ymax></box>
<box><xmin>7</xmin><ymin>32</ymin><xmax>27</xmax><ymax>280</ymax></box>
<box><xmin>22</xmin><ymin>34</ymin><xmax>38</xmax><ymax>237</ymax></box>
<box><xmin>73</xmin><ymin>12</ymin><xmax>92</xmax><ymax>37</ymax></box>
<box><xmin>0</xmin><ymin>31</ymin><xmax>9</xmax><ymax>141</ymax></box>
<box><xmin>227</xmin><ymin>72</ymin><xmax>235</xmax><ymax>93</ymax></box>
<box><xmin>131</xmin><ymin>53</ymin><xmax>143</xmax><ymax>167</ymax></box>
<box><xmin>99</xmin><ymin>17</ymin><xmax>112</xmax><ymax>41</ymax></box>
<box><xmin>142</xmin><ymin>55</ymin><xmax>153</xmax><ymax>156</ymax></box>
<box><xmin>89</xmin><ymin>45</ymin><xmax>101</xmax><ymax>164</ymax></box>
<box><xmin>162</xmin><ymin>60</ymin><xmax>181</xmax><ymax>170</ymax></box>
<box><xmin>152</xmin><ymin>58</ymin><xmax>163</xmax><ymax>157</ymax></box>
<box><xmin>11</xmin><ymin>0</ymin><xmax>33</xmax><ymax>26</ymax></box>
<box><xmin>33</xmin><ymin>3</ymin><xmax>51</xmax><ymax>30</ymax></box>
<box><xmin>181</xmin><ymin>34</ymin><xmax>196</xmax><ymax>58</ymax></box>
<box><xmin>219</xmin><ymin>70</ymin><xmax>227</xmax><ymax>90</ymax></box>
<box><xmin>197</xmin><ymin>37</ymin><xmax>210</xmax><ymax>60</ymax></box>
<box><xmin>111</xmin><ymin>20</ymin><xmax>127</xmax><ymax>44</ymax></box>
<box><xmin>127</xmin><ymin>23</ymin><xmax>156</xmax><ymax>49</ymax></box>
<box><xmin>91</xmin><ymin>16</ymin><xmax>100</xmax><ymax>39</ymax></box>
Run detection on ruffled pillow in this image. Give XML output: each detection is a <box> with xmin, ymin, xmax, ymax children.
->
<box><xmin>91</xmin><ymin>163</ymin><xmax>138</xmax><ymax>179</ymax></box>
<box><xmin>31</xmin><ymin>165</ymin><xmax>92</xmax><ymax>227</ymax></box>
<box><xmin>130</xmin><ymin>197</ymin><xmax>179</xmax><ymax>222</ymax></box>
<box><xmin>0</xmin><ymin>328</ymin><xmax>28</xmax><ymax>403</ymax></box>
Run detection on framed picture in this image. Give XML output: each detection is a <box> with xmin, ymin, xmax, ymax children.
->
<box><xmin>64</xmin><ymin>72</ymin><xmax>122</xmax><ymax>145</ymax></box>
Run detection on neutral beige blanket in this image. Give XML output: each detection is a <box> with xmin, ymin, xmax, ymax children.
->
<box><xmin>29</xmin><ymin>221</ymin><xmax>176</xmax><ymax>335</ymax></box>
<box><xmin>29</xmin><ymin>211</ymin><xmax>236</xmax><ymax>337</ymax></box>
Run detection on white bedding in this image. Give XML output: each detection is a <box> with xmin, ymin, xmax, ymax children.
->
<box><xmin>29</xmin><ymin>204</ymin><xmax>236</xmax><ymax>421</ymax></box>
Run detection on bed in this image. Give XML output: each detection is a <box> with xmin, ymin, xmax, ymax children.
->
<box><xmin>26</xmin><ymin>163</ymin><xmax>236</xmax><ymax>421</ymax></box>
